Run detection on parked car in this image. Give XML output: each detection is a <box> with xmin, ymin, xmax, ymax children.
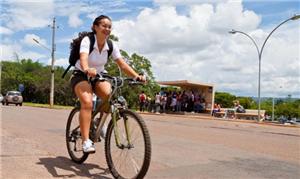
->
<box><xmin>2</xmin><ymin>91</ymin><xmax>23</xmax><ymax>106</ymax></box>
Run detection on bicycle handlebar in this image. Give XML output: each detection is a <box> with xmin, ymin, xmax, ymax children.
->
<box><xmin>88</xmin><ymin>72</ymin><xmax>144</xmax><ymax>87</ymax></box>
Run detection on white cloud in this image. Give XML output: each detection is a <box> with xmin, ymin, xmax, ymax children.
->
<box><xmin>2</xmin><ymin>1</ymin><xmax>98</xmax><ymax>31</ymax></box>
<box><xmin>113</xmin><ymin>0</ymin><xmax>299</xmax><ymax>97</ymax></box>
<box><xmin>4</xmin><ymin>0</ymin><xmax>55</xmax><ymax>31</ymax></box>
<box><xmin>22</xmin><ymin>34</ymin><xmax>48</xmax><ymax>47</ymax></box>
<box><xmin>0</xmin><ymin>43</ymin><xmax>46</xmax><ymax>61</ymax></box>
<box><xmin>68</xmin><ymin>13</ymin><xmax>83</xmax><ymax>28</ymax></box>
<box><xmin>154</xmin><ymin>0</ymin><xmax>225</xmax><ymax>6</ymax></box>
<box><xmin>0</xmin><ymin>44</ymin><xmax>18</xmax><ymax>60</ymax></box>
<box><xmin>54</xmin><ymin>57</ymin><xmax>68</xmax><ymax>67</ymax></box>
<box><xmin>21</xmin><ymin>51</ymin><xmax>47</xmax><ymax>61</ymax></box>
<box><xmin>0</xmin><ymin>26</ymin><xmax>13</xmax><ymax>35</ymax></box>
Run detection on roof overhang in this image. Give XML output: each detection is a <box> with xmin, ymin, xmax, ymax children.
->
<box><xmin>157</xmin><ymin>80</ymin><xmax>214</xmax><ymax>89</ymax></box>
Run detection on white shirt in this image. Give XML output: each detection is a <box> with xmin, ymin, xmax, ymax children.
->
<box><xmin>155</xmin><ymin>94</ymin><xmax>161</xmax><ymax>104</ymax></box>
<box><xmin>75</xmin><ymin>34</ymin><xmax>122</xmax><ymax>73</ymax></box>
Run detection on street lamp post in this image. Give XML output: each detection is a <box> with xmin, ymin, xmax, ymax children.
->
<box><xmin>229</xmin><ymin>14</ymin><xmax>300</xmax><ymax>122</ymax></box>
<box><xmin>33</xmin><ymin>17</ymin><xmax>58</xmax><ymax>108</ymax></box>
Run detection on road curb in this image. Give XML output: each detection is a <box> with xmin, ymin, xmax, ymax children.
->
<box><xmin>136</xmin><ymin>111</ymin><xmax>300</xmax><ymax>128</ymax></box>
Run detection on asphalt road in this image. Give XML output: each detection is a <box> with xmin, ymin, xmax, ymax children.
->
<box><xmin>1</xmin><ymin>105</ymin><xmax>300</xmax><ymax>179</ymax></box>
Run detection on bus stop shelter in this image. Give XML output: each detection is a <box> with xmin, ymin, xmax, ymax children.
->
<box><xmin>157</xmin><ymin>80</ymin><xmax>215</xmax><ymax>114</ymax></box>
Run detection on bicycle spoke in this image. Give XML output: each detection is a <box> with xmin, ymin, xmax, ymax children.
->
<box><xmin>114</xmin><ymin>147</ymin><xmax>125</xmax><ymax>170</ymax></box>
<box><xmin>129</xmin><ymin>126</ymin><xmax>143</xmax><ymax>145</ymax></box>
<box><xmin>129</xmin><ymin>152</ymin><xmax>140</xmax><ymax>174</ymax></box>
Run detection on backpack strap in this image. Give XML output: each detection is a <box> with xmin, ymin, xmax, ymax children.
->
<box><xmin>107</xmin><ymin>39</ymin><xmax>113</xmax><ymax>58</ymax></box>
<box><xmin>88</xmin><ymin>34</ymin><xmax>112</xmax><ymax>57</ymax></box>
<box><xmin>62</xmin><ymin>65</ymin><xmax>71</xmax><ymax>78</ymax></box>
<box><xmin>87</xmin><ymin>36</ymin><xmax>112</xmax><ymax>58</ymax></box>
<box><xmin>62</xmin><ymin>33</ymin><xmax>95</xmax><ymax>79</ymax></box>
<box><xmin>62</xmin><ymin>35</ymin><xmax>112</xmax><ymax>79</ymax></box>
<box><xmin>88</xmin><ymin>33</ymin><xmax>95</xmax><ymax>54</ymax></box>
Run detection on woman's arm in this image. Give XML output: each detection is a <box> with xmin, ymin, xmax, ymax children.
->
<box><xmin>80</xmin><ymin>52</ymin><xmax>97</xmax><ymax>76</ymax></box>
<box><xmin>115</xmin><ymin>58</ymin><xmax>145</xmax><ymax>81</ymax></box>
<box><xmin>79</xmin><ymin>36</ymin><xmax>96</xmax><ymax>76</ymax></box>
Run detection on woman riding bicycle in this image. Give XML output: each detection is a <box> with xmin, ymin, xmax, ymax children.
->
<box><xmin>70</xmin><ymin>15</ymin><xmax>145</xmax><ymax>153</ymax></box>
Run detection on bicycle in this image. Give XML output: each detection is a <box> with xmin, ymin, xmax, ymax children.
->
<box><xmin>66</xmin><ymin>72</ymin><xmax>151</xmax><ymax>179</ymax></box>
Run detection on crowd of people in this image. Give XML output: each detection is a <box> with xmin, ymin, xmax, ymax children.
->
<box><xmin>139</xmin><ymin>90</ymin><xmax>207</xmax><ymax>114</ymax></box>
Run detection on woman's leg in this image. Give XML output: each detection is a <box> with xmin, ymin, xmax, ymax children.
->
<box><xmin>74</xmin><ymin>81</ymin><xmax>93</xmax><ymax>141</ymax></box>
<box><xmin>94</xmin><ymin>81</ymin><xmax>112</xmax><ymax>112</ymax></box>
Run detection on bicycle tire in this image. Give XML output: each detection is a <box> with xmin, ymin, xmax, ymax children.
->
<box><xmin>66</xmin><ymin>107</ymin><xmax>89</xmax><ymax>164</ymax></box>
<box><xmin>105</xmin><ymin>110</ymin><xmax>151</xmax><ymax>179</ymax></box>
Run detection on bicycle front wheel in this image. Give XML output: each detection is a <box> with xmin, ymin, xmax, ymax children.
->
<box><xmin>66</xmin><ymin>107</ymin><xmax>89</xmax><ymax>164</ymax></box>
<box><xmin>105</xmin><ymin>110</ymin><xmax>151</xmax><ymax>179</ymax></box>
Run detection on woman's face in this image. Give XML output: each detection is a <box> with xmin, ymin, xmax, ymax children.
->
<box><xmin>95</xmin><ymin>18</ymin><xmax>112</xmax><ymax>37</ymax></box>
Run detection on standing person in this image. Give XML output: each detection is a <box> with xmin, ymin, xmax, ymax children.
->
<box><xmin>170</xmin><ymin>92</ymin><xmax>177</xmax><ymax>112</ymax></box>
<box><xmin>181</xmin><ymin>91</ymin><xmax>188</xmax><ymax>112</ymax></box>
<box><xmin>155</xmin><ymin>92</ymin><xmax>161</xmax><ymax>114</ymax></box>
<box><xmin>189</xmin><ymin>91</ymin><xmax>195</xmax><ymax>112</ymax></box>
<box><xmin>161</xmin><ymin>94</ymin><xmax>167</xmax><ymax>113</ymax></box>
<box><xmin>176</xmin><ymin>91</ymin><xmax>182</xmax><ymax>112</ymax></box>
<box><xmin>70</xmin><ymin>15</ymin><xmax>145</xmax><ymax>153</ymax></box>
<box><xmin>139</xmin><ymin>91</ymin><xmax>146</xmax><ymax>112</ymax></box>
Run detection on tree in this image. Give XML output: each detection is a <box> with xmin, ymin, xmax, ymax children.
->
<box><xmin>105</xmin><ymin>50</ymin><xmax>160</xmax><ymax>109</ymax></box>
<box><xmin>276</xmin><ymin>99</ymin><xmax>300</xmax><ymax>119</ymax></box>
<box><xmin>1</xmin><ymin>59</ymin><xmax>75</xmax><ymax>105</ymax></box>
<box><xmin>214</xmin><ymin>92</ymin><xmax>236</xmax><ymax>108</ymax></box>
<box><xmin>237</xmin><ymin>96</ymin><xmax>257</xmax><ymax>109</ymax></box>
<box><xmin>260</xmin><ymin>98</ymin><xmax>273</xmax><ymax>116</ymax></box>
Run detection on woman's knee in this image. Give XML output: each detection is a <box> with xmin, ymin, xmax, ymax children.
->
<box><xmin>100</xmin><ymin>93</ymin><xmax>110</xmax><ymax>101</ymax></box>
<box><xmin>74</xmin><ymin>81</ymin><xmax>94</xmax><ymax>110</ymax></box>
<box><xmin>80</xmin><ymin>99</ymin><xmax>93</xmax><ymax>110</ymax></box>
<box><xmin>95</xmin><ymin>81</ymin><xmax>111</xmax><ymax>100</ymax></box>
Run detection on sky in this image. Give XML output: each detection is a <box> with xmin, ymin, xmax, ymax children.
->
<box><xmin>0</xmin><ymin>0</ymin><xmax>299</xmax><ymax>98</ymax></box>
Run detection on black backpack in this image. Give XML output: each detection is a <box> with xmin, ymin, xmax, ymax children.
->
<box><xmin>62</xmin><ymin>31</ymin><xmax>113</xmax><ymax>78</ymax></box>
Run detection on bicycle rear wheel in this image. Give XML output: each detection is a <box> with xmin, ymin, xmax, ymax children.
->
<box><xmin>66</xmin><ymin>107</ymin><xmax>89</xmax><ymax>164</ymax></box>
<box><xmin>105</xmin><ymin>110</ymin><xmax>151</xmax><ymax>179</ymax></box>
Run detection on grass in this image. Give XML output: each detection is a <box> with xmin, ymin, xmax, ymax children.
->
<box><xmin>23</xmin><ymin>102</ymin><xmax>74</xmax><ymax>109</ymax></box>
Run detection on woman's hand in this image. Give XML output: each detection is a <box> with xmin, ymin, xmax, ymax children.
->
<box><xmin>135</xmin><ymin>74</ymin><xmax>146</xmax><ymax>82</ymax></box>
<box><xmin>85</xmin><ymin>68</ymin><xmax>97</xmax><ymax>77</ymax></box>
<box><xmin>115</xmin><ymin>58</ymin><xmax>147</xmax><ymax>82</ymax></box>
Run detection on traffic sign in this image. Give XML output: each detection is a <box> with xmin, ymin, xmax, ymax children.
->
<box><xmin>19</xmin><ymin>84</ymin><xmax>24</xmax><ymax>93</ymax></box>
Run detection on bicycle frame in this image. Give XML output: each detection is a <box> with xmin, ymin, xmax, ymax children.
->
<box><xmin>90</xmin><ymin>75</ymin><xmax>133</xmax><ymax>148</ymax></box>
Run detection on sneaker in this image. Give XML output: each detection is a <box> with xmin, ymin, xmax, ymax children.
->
<box><xmin>82</xmin><ymin>139</ymin><xmax>96</xmax><ymax>153</ymax></box>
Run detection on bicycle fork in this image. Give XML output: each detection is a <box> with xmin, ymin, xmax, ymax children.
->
<box><xmin>111</xmin><ymin>105</ymin><xmax>133</xmax><ymax>149</ymax></box>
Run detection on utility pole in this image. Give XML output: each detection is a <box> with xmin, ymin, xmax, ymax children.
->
<box><xmin>49</xmin><ymin>17</ymin><xmax>58</xmax><ymax>108</ymax></box>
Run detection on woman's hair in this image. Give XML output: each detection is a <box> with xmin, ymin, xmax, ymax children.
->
<box><xmin>91</xmin><ymin>15</ymin><xmax>111</xmax><ymax>33</ymax></box>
